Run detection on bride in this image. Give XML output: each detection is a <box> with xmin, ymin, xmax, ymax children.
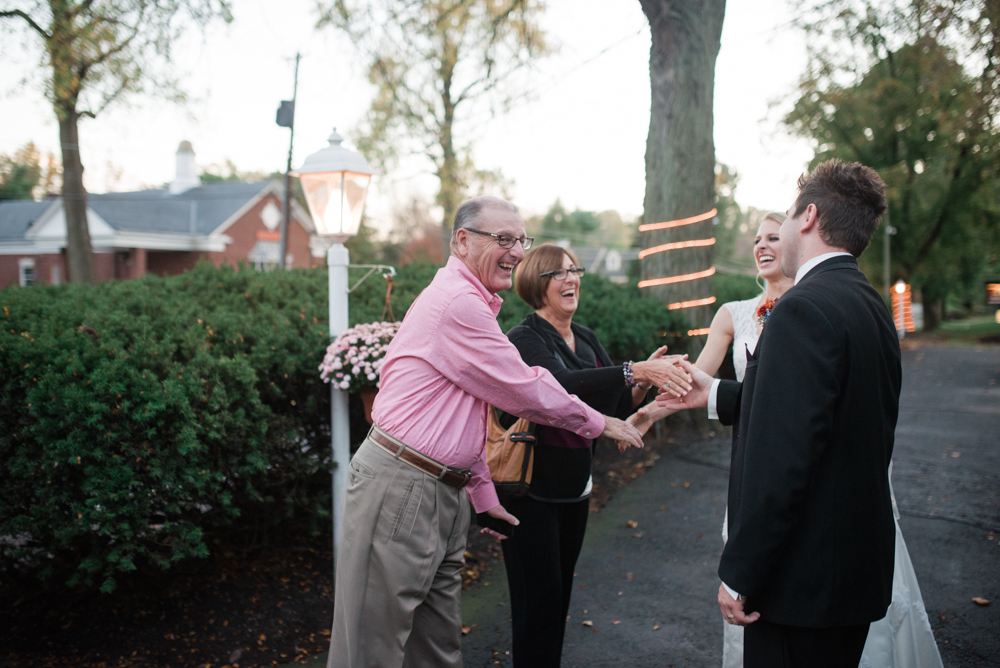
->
<box><xmin>629</xmin><ymin>212</ymin><xmax>943</xmax><ymax>668</ymax></box>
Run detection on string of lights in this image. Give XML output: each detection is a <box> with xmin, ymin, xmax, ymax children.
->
<box><xmin>638</xmin><ymin>208</ymin><xmax>717</xmax><ymax>232</ymax></box>
<box><xmin>638</xmin><ymin>237</ymin><xmax>716</xmax><ymax>259</ymax></box>
<box><xmin>668</xmin><ymin>296</ymin><xmax>717</xmax><ymax>311</ymax></box>
<box><xmin>637</xmin><ymin>266</ymin><xmax>715</xmax><ymax>289</ymax></box>
<box><xmin>638</xmin><ymin>208</ymin><xmax>717</xmax><ymax>328</ymax></box>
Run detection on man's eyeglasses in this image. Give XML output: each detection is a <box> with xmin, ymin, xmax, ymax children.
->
<box><xmin>539</xmin><ymin>266</ymin><xmax>586</xmax><ymax>281</ymax></box>
<box><xmin>464</xmin><ymin>228</ymin><xmax>534</xmax><ymax>250</ymax></box>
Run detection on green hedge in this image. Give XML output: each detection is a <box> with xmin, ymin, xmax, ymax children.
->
<box><xmin>0</xmin><ymin>263</ymin><xmax>340</xmax><ymax>592</ymax></box>
<box><xmin>0</xmin><ymin>261</ymin><xmax>687</xmax><ymax>593</ymax></box>
<box><xmin>712</xmin><ymin>272</ymin><xmax>762</xmax><ymax>309</ymax></box>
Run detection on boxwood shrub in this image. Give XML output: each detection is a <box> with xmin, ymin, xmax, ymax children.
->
<box><xmin>0</xmin><ymin>260</ymin><xmax>686</xmax><ymax>593</ymax></box>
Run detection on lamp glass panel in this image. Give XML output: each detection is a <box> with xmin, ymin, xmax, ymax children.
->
<box><xmin>342</xmin><ymin>172</ymin><xmax>371</xmax><ymax>236</ymax></box>
<box><xmin>299</xmin><ymin>171</ymin><xmax>371</xmax><ymax>236</ymax></box>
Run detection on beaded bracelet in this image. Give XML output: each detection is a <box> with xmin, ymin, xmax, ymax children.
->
<box><xmin>623</xmin><ymin>360</ymin><xmax>637</xmax><ymax>388</ymax></box>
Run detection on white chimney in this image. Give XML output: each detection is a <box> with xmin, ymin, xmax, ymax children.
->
<box><xmin>169</xmin><ymin>140</ymin><xmax>200</xmax><ymax>194</ymax></box>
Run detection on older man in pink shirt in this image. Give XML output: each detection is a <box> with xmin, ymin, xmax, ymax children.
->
<box><xmin>328</xmin><ymin>196</ymin><xmax>645</xmax><ymax>668</ymax></box>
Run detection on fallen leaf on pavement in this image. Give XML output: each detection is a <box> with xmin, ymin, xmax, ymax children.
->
<box><xmin>653</xmin><ymin>625</ymin><xmax>660</xmax><ymax>630</ymax></box>
<box><xmin>462</xmin><ymin>624</ymin><xmax>471</xmax><ymax>635</ymax></box>
<box><xmin>626</xmin><ymin>520</ymin><xmax>638</xmax><ymax>528</ymax></box>
<box><xmin>972</xmin><ymin>597</ymin><xmax>990</xmax><ymax>606</ymax></box>
<box><xmin>582</xmin><ymin>620</ymin><xmax>593</xmax><ymax>627</ymax></box>
<box><xmin>951</xmin><ymin>452</ymin><xmax>961</xmax><ymax>458</ymax></box>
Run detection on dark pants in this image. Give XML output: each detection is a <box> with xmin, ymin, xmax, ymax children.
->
<box><xmin>500</xmin><ymin>495</ymin><xmax>590</xmax><ymax>668</ymax></box>
<box><xmin>744</xmin><ymin>618</ymin><xmax>870</xmax><ymax>668</ymax></box>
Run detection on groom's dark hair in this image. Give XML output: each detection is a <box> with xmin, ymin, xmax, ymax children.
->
<box><xmin>793</xmin><ymin>159</ymin><xmax>887</xmax><ymax>257</ymax></box>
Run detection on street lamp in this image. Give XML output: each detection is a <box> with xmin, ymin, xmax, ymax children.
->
<box><xmin>291</xmin><ymin>128</ymin><xmax>374</xmax><ymax>559</ymax></box>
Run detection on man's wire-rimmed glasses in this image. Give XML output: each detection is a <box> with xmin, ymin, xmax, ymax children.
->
<box><xmin>464</xmin><ymin>228</ymin><xmax>534</xmax><ymax>250</ymax></box>
<box><xmin>539</xmin><ymin>266</ymin><xmax>586</xmax><ymax>281</ymax></box>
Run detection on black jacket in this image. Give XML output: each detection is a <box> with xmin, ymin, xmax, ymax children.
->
<box><xmin>716</xmin><ymin>256</ymin><xmax>901</xmax><ymax>628</ymax></box>
<box><xmin>504</xmin><ymin>313</ymin><xmax>633</xmax><ymax>500</ymax></box>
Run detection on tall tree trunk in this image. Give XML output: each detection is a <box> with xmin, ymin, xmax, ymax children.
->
<box><xmin>437</xmin><ymin>43</ymin><xmax>461</xmax><ymax>262</ymax></box>
<box><xmin>437</xmin><ymin>123</ymin><xmax>461</xmax><ymax>262</ymax></box>
<box><xmin>639</xmin><ymin>0</ymin><xmax>726</xmax><ymax>352</ymax></box>
<box><xmin>59</xmin><ymin>109</ymin><xmax>94</xmax><ymax>283</ymax></box>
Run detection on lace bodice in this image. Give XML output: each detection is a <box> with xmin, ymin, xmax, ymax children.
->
<box><xmin>726</xmin><ymin>295</ymin><xmax>764</xmax><ymax>382</ymax></box>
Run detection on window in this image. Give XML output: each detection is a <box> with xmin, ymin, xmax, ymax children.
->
<box><xmin>18</xmin><ymin>259</ymin><xmax>35</xmax><ymax>287</ymax></box>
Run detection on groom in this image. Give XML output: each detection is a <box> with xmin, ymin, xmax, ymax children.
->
<box><xmin>660</xmin><ymin>159</ymin><xmax>901</xmax><ymax>667</ymax></box>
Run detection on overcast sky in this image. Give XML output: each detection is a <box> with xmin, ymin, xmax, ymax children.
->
<box><xmin>0</xmin><ymin>0</ymin><xmax>814</xmax><ymax>233</ymax></box>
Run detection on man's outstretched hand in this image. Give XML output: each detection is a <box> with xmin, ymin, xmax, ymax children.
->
<box><xmin>479</xmin><ymin>503</ymin><xmax>519</xmax><ymax>540</ymax></box>
<box><xmin>655</xmin><ymin>360</ymin><xmax>714</xmax><ymax>411</ymax></box>
<box><xmin>602</xmin><ymin>415</ymin><xmax>644</xmax><ymax>452</ymax></box>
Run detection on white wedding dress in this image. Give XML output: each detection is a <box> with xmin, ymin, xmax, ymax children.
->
<box><xmin>718</xmin><ymin>296</ymin><xmax>943</xmax><ymax>668</ymax></box>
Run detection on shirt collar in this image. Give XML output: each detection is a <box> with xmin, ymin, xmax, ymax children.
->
<box><xmin>446</xmin><ymin>256</ymin><xmax>504</xmax><ymax>314</ymax></box>
<box><xmin>794</xmin><ymin>252</ymin><xmax>853</xmax><ymax>285</ymax></box>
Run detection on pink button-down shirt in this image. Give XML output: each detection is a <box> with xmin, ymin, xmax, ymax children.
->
<box><xmin>371</xmin><ymin>257</ymin><xmax>606</xmax><ymax>512</ymax></box>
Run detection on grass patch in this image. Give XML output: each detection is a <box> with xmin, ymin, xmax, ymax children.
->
<box><xmin>908</xmin><ymin>314</ymin><xmax>1000</xmax><ymax>347</ymax></box>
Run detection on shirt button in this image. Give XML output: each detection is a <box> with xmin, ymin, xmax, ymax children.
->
<box><xmin>585</xmin><ymin>431</ymin><xmax>591</xmax><ymax>437</ymax></box>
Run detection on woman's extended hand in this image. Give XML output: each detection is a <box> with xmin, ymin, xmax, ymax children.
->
<box><xmin>617</xmin><ymin>406</ymin><xmax>653</xmax><ymax>450</ymax></box>
<box><xmin>628</xmin><ymin>406</ymin><xmax>653</xmax><ymax>437</ymax></box>
<box><xmin>631</xmin><ymin>355</ymin><xmax>692</xmax><ymax>398</ymax></box>
<box><xmin>646</xmin><ymin>345</ymin><xmax>670</xmax><ymax>361</ymax></box>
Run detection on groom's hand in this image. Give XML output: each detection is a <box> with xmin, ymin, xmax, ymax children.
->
<box><xmin>656</xmin><ymin>360</ymin><xmax>713</xmax><ymax>411</ymax></box>
<box><xmin>718</xmin><ymin>583</ymin><xmax>760</xmax><ymax>627</ymax></box>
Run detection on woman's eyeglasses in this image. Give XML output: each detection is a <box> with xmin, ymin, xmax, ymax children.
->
<box><xmin>539</xmin><ymin>267</ymin><xmax>585</xmax><ymax>281</ymax></box>
<box><xmin>464</xmin><ymin>228</ymin><xmax>534</xmax><ymax>250</ymax></box>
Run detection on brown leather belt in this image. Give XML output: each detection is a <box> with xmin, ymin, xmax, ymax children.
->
<box><xmin>368</xmin><ymin>425</ymin><xmax>472</xmax><ymax>489</ymax></box>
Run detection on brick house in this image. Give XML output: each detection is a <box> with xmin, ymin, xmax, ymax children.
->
<box><xmin>0</xmin><ymin>142</ymin><xmax>324</xmax><ymax>289</ymax></box>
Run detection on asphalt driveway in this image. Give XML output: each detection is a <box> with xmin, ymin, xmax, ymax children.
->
<box><xmin>460</xmin><ymin>343</ymin><xmax>1000</xmax><ymax>667</ymax></box>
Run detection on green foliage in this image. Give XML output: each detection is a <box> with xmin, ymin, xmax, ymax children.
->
<box><xmin>712</xmin><ymin>163</ymin><xmax>746</xmax><ymax>267</ymax></box>
<box><xmin>712</xmin><ymin>272</ymin><xmax>761</xmax><ymax>310</ymax></box>
<box><xmin>0</xmin><ymin>260</ymin><xmax>687</xmax><ymax>593</ymax></box>
<box><xmin>0</xmin><ymin>143</ymin><xmax>60</xmax><ymax>200</ymax></box>
<box><xmin>538</xmin><ymin>199</ymin><xmax>601</xmax><ymax>240</ymax></box>
<box><xmin>787</xmin><ymin>1</ymin><xmax>1000</xmax><ymax>323</ymax></box>
<box><xmin>0</xmin><ymin>262</ymin><xmax>331</xmax><ymax>593</ymax></box>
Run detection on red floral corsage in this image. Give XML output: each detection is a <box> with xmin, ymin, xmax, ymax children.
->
<box><xmin>756</xmin><ymin>298</ymin><xmax>777</xmax><ymax>326</ymax></box>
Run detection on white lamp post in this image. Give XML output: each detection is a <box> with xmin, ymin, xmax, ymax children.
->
<box><xmin>291</xmin><ymin>128</ymin><xmax>374</xmax><ymax>558</ymax></box>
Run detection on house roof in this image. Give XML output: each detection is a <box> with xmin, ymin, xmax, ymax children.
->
<box><xmin>0</xmin><ymin>199</ymin><xmax>55</xmax><ymax>240</ymax></box>
<box><xmin>88</xmin><ymin>181</ymin><xmax>273</xmax><ymax>235</ymax></box>
<box><xmin>0</xmin><ymin>181</ymin><xmax>278</xmax><ymax>243</ymax></box>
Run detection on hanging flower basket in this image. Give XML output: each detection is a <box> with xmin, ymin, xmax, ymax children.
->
<box><xmin>318</xmin><ymin>321</ymin><xmax>400</xmax><ymax>394</ymax></box>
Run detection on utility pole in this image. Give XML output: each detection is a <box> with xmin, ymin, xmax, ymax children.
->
<box><xmin>276</xmin><ymin>53</ymin><xmax>301</xmax><ymax>269</ymax></box>
<box><xmin>883</xmin><ymin>205</ymin><xmax>896</xmax><ymax>299</ymax></box>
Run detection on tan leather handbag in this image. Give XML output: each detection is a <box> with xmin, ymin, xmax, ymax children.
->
<box><xmin>484</xmin><ymin>406</ymin><xmax>536</xmax><ymax>500</ymax></box>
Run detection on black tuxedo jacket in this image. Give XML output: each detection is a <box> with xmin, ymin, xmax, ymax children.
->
<box><xmin>716</xmin><ymin>256</ymin><xmax>901</xmax><ymax>628</ymax></box>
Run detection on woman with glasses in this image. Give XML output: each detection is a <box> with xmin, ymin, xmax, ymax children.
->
<box><xmin>496</xmin><ymin>243</ymin><xmax>692</xmax><ymax>668</ymax></box>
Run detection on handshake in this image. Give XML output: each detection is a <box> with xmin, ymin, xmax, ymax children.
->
<box><xmin>614</xmin><ymin>358</ymin><xmax>716</xmax><ymax>451</ymax></box>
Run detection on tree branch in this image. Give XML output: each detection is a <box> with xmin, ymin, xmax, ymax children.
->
<box><xmin>0</xmin><ymin>9</ymin><xmax>52</xmax><ymax>40</ymax></box>
<box><xmin>912</xmin><ymin>144</ymin><xmax>971</xmax><ymax>268</ymax></box>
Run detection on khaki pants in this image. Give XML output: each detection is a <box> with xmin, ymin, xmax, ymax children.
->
<box><xmin>328</xmin><ymin>438</ymin><xmax>472</xmax><ymax>668</ymax></box>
